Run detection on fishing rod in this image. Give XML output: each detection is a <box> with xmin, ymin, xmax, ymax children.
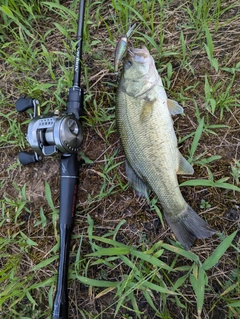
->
<box><xmin>15</xmin><ymin>1</ymin><xmax>86</xmax><ymax>318</ymax></box>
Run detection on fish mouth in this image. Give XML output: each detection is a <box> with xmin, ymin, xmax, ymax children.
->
<box><xmin>128</xmin><ymin>46</ymin><xmax>150</xmax><ymax>63</ymax></box>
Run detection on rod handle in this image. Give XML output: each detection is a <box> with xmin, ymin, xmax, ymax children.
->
<box><xmin>66</xmin><ymin>86</ymin><xmax>84</xmax><ymax>119</ymax></box>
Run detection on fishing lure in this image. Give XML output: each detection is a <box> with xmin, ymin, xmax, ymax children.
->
<box><xmin>114</xmin><ymin>23</ymin><xmax>136</xmax><ymax>73</ymax></box>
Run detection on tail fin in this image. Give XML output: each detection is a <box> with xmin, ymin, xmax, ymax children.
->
<box><xmin>165</xmin><ymin>205</ymin><xmax>215</xmax><ymax>250</ymax></box>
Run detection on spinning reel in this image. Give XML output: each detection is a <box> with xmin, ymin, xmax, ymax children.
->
<box><xmin>16</xmin><ymin>96</ymin><xmax>83</xmax><ymax>165</ymax></box>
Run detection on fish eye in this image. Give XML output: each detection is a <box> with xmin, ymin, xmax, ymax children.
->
<box><xmin>124</xmin><ymin>60</ymin><xmax>132</xmax><ymax>70</ymax></box>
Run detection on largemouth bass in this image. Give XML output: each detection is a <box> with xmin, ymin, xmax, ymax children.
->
<box><xmin>116</xmin><ymin>47</ymin><xmax>215</xmax><ymax>250</ymax></box>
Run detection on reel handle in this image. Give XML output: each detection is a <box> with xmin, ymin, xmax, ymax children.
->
<box><xmin>16</xmin><ymin>97</ymin><xmax>34</xmax><ymax>112</ymax></box>
<box><xmin>18</xmin><ymin>151</ymin><xmax>40</xmax><ymax>165</ymax></box>
<box><xmin>16</xmin><ymin>97</ymin><xmax>40</xmax><ymax>118</ymax></box>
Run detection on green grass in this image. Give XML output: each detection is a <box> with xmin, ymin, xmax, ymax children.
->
<box><xmin>0</xmin><ymin>0</ymin><xmax>239</xmax><ymax>318</ymax></box>
<box><xmin>76</xmin><ymin>217</ymin><xmax>239</xmax><ymax>319</ymax></box>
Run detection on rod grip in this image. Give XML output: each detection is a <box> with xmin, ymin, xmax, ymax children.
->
<box><xmin>66</xmin><ymin>87</ymin><xmax>84</xmax><ymax>119</ymax></box>
<box><xmin>52</xmin><ymin>154</ymin><xmax>79</xmax><ymax>318</ymax></box>
<box><xmin>51</xmin><ymin>225</ymin><xmax>73</xmax><ymax>319</ymax></box>
<box><xmin>60</xmin><ymin>154</ymin><xmax>79</xmax><ymax>225</ymax></box>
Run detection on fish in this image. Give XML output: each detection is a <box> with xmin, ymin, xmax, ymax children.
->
<box><xmin>114</xmin><ymin>23</ymin><xmax>136</xmax><ymax>73</ymax></box>
<box><xmin>116</xmin><ymin>46</ymin><xmax>215</xmax><ymax>250</ymax></box>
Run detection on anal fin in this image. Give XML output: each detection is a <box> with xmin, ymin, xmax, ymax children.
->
<box><xmin>177</xmin><ymin>152</ymin><xmax>194</xmax><ymax>175</ymax></box>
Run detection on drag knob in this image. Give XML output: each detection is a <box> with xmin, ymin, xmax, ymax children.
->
<box><xmin>67</xmin><ymin>118</ymin><xmax>79</xmax><ymax>136</ymax></box>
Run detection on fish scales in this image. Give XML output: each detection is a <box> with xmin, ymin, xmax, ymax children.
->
<box><xmin>117</xmin><ymin>87</ymin><xmax>186</xmax><ymax>214</ymax></box>
<box><xmin>116</xmin><ymin>46</ymin><xmax>215</xmax><ymax>250</ymax></box>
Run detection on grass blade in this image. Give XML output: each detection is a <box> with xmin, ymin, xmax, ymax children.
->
<box><xmin>188</xmin><ymin>117</ymin><xmax>204</xmax><ymax>163</ymax></box>
<box><xmin>190</xmin><ymin>265</ymin><xmax>206</xmax><ymax>318</ymax></box>
<box><xmin>131</xmin><ymin>249</ymin><xmax>172</xmax><ymax>271</ymax></box>
<box><xmin>32</xmin><ymin>255</ymin><xmax>59</xmax><ymax>271</ymax></box>
<box><xmin>87</xmin><ymin>247</ymin><xmax>131</xmax><ymax>257</ymax></box>
<box><xmin>45</xmin><ymin>182</ymin><xmax>55</xmax><ymax>211</ymax></box>
<box><xmin>77</xmin><ymin>276</ymin><xmax>118</xmax><ymax>288</ymax></box>
<box><xmin>161</xmin><ymin>243</ymin><xmax>199</xmax><ymax>263</ymax></box>
<box><xmin>202</xmin><ymin>230</ymin><xmax>238</xmax><ymax>270</ymax></box>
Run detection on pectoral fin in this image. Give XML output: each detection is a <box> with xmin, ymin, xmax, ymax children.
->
<box><xmin>140</xmin><ymin>100</ymin><xmax>155</xmax><ymax>122</ymax></box>
<box><xmin>126</xmin><ymin>160</ymin><xmax>150</xmax><ymax>197</ymax></box>
<box><xmin>167</xmin><ymin>99</ymin><xmax>183</xmax><ymax>115</ymax></box>
<box><xmin>177</xmin><ymin>152</ymin><xmax>194</xmax><ymax>175</ymax></box>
